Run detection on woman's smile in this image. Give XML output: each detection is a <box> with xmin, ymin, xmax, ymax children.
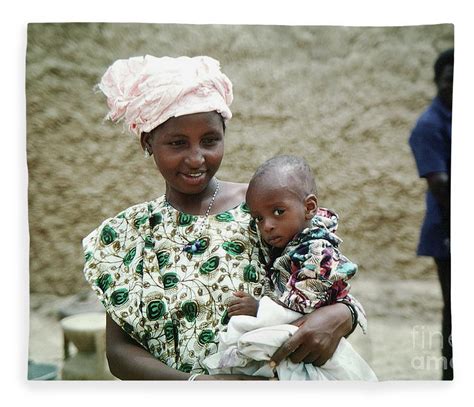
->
<box><xmin>179</xmin><ymin>171</ymin><xmax>208</xmax><ymax>185</ymax></box>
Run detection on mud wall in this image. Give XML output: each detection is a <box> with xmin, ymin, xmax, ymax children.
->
<box><xmin>26</xmin><ymin>23</ymin><xmax>454</xmax><ymax>295</ymax></box>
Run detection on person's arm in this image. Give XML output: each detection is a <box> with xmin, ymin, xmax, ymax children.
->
<box><xmin>276</xmin><ymin>239</ymin><xmax>356</xmax><ymax>314</ymax></box>
<box><xmin>426</xmin><ymin>171</ymin><xmax>450</xmax><ymax>224</ymax></box>
<box><xmin>270</xmin><ymin>302</ymin><xmax>352</xmax><ymax>367</ymax></box>
<box><xmin>268</xmin><ymin>234</ymin><xmax>360</xmax><ymax>366</ymax></box>
<box><xmin>106</xmin><ymin>315</ymin><xmax>269</xmax><ymax>380</ymax></box>
<box><xmin>106</xmin><ymin>314</ymin><xmax>189</xmax><ymax>380</ymax></box>
<box><xmin>408</xmin><ymin>120</ymin><xmax>450</xmax><ymax>223</ymax></box>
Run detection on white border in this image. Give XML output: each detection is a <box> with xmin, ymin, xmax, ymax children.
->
<box><xmin>4</xmin><ymin>1</ymin><xmax>473</xmax><ymax>406</ymax></box>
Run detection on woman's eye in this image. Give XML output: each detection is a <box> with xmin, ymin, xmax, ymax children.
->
<box><xmin>169</xmin><ymin>140</ymin><xmax>186</xmax><ymax>147</ymax></box>
<box><xmin>273</xmin><ymin>209</ymin><xmax>285</xmax><ymax>216</ymax></box>
<box><xmin>202</xmin><ymin>137</ymin><xmax>218</xmax><ymax>146</ymax></box>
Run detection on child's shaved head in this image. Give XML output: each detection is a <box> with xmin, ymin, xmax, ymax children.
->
<box><xmin>248</xmin><ymin>155</ymin><xmax>317</xmax><ymax>199</ymax></box>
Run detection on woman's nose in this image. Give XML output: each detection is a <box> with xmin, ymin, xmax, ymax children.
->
<box><xmin>185</xmin><ymin>147</ymin><xmax>205</xmax><ymax>167</ymax></box>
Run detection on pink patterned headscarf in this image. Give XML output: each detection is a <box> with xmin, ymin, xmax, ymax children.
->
<box><xmin>97</xmin><ymin>55</ymin><xmax>233</xmax><ymax>137</ymax></box>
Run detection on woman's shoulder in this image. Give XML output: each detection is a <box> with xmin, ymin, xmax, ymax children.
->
<box><xmin>216</xmin><ymin>181</ymin><xmax>248</xmax><ymax>213</ymax></box>
<box><xmin>113</xmin><ymin>197</ymin><xmax>166</xmax><ymax>219</ymax></box>
<box><xmin>82</xmin><ymin>199</ymin><xmax>164</xmax><ymax>293</ymax></box>
<box><xmin>223</xmin><ymin>181</ymin><xmax>248</xmax><ymax>191</ymax></box>
<box><xmin>83</xmin><ymin>198</ymin><xmax>165</xmax><ymax>244</ymax></box>
<box><xmin>221</xmin><ymin>180</ymin><xmax>248</xmax><ymax>196</ymax></box>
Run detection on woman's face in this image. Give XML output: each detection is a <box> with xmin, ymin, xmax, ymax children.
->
<box><xmin>143</xmin><ymin>111</ymin><xmax>225</xmax><ymax>196</ymax></box>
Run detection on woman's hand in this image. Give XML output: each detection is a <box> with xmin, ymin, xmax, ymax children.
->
<box><xmin>227</xmin><ymin>291</ymin><xmax>259</xmax><ymax>317</ymax></box>
<box><xmin>270</xmin><ymin>302</ymin><xmax>352</xmax><ymax>367</ymax></box>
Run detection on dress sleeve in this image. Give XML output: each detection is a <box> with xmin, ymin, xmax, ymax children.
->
<box><xmin>82</xmin><ymin>203</ymin><xmax>151</xmax><ymax>346</ymax></box>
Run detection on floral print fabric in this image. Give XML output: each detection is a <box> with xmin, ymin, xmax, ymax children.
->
<box><xmin>82</xmin><ymin>196</ymin><xmax>265</xmax><ymax>374</ymax></box>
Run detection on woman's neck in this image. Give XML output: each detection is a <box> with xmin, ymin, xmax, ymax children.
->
<box><xmin>164</xmin><ymin>180</ymin><xmax>248</xmax><ymax>215</ymax></box>
<box><xmin>165</xmin><ymin>178</ymin><xmax>219</xmax><ymax>215</ymax></box>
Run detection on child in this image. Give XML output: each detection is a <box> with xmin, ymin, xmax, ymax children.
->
<box><xmin>203</xmin><ymin>155</ymin><xmax>377</xmax><ymax>380</ymax></box>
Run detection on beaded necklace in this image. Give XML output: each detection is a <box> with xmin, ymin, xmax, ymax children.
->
<box><xmin>164</xmin><ymin>179</ymin><xmax>220</xmax><ymax>254</ymax></box>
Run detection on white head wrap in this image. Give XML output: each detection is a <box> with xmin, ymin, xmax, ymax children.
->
<box><xmin>97</xmin><ymin>55</ymin><xmax>233</xmax><ymax>137</ymax></box>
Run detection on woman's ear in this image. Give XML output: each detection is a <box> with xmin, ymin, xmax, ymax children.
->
<box><xmin>140</xmin><ymin>132</ymin><xmax>148</xmax><ymax>151</ymax></box>
<box><xmin>304</xmin><ymin>194</ymin><xmax>318</xmax><ymax>220</ymax></box>
<box><xmin>140</xmin><ymin>132</ymin><xmax>152</xmax><ymax>154</ymax></box>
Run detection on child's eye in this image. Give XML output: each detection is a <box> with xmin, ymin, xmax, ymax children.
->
<box><xmin>254</xmin><ymin>216</ymin><xmax>262</xmax><ymax>223</ymax></box>
<box><xmin>273</xmin><ymin>209</ymin><xmax>285</xmax><ymax>216</ymax></box>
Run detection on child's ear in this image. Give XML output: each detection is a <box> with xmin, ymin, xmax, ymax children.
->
<box><xmin>304</xmin><ymin>194</ymin><xmax>318</xmax><ymax>220</ymax></box>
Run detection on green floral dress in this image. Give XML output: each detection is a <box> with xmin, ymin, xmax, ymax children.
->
<box><xmin>82</xmin><ymin>196</ymin><xmax>266</xmax><ymax>374</ymax></box>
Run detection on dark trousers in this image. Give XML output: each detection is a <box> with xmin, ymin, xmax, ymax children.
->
<box><xmin>434</xmin><ymin>257</ymin><xmax>452</xmax><ymax>380</ymax></box>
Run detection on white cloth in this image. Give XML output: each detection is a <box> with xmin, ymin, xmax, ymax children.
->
<box><xmin>202</xmin><ymin>297</ymin><xmax>377</xmax><ymax>381</ymax></box>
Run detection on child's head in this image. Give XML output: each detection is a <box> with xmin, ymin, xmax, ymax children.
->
<box><xmin>246</xmin><ymin>155</ymin><xmax>318</xmax><ymax>248</ymax></box>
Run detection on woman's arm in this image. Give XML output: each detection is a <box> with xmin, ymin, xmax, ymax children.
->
<box><xmin>106</xmin><ymin>315</ymin><xmax>269</xmax><ymax>380</ymax></box>
<box><xmin>106</xmin><ymin>314</ymin><xmax>189</xmax><ymax>380</ymax></box>
<box><xmin>270</xmin><ymin>302</ymin><xmax>352</xmax><ymax>367</ymax></box>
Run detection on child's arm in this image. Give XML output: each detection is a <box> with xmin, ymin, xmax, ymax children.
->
<box><xmin>227</xmin><ymin>291</ymin><xmax>259</xmax><ymax>317</ymax></box>
<box><xmin>275</xmin><ymin>238</ymin><xmax>368</xmax><ymax>334</ymax></box>
<box><xmin>277</xmin><ymin>240</ymin><xmax>357</xmax><ymax>314</ymax></box>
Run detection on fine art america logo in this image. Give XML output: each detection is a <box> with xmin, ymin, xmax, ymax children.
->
<box><xmin>411</xmin><ymin>325</ymin><xmax>452</xmax><ymax>372</ymax></box>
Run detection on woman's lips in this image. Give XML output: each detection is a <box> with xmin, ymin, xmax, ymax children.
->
<box><xmin>179</xmin><ymin>171</ymin><xmax>207</xmax><ymax>185</ymax></box>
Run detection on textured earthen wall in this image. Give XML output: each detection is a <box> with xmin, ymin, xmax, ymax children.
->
<box><xmin>26</xmin><ymin>23</ymin><xmax>453</xmax><ymax>295</ymax></box>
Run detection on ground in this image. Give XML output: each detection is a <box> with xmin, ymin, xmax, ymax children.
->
<box><xmin>29</xmin><ymin>274</ymin><xmax>446</xmax><ymax>380</ymax></box>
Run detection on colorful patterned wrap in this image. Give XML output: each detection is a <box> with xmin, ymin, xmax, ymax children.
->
<box><xmin>258</xmin><ymin>208</ymin><xmax>367</xmax><ymax>333</ymax></box>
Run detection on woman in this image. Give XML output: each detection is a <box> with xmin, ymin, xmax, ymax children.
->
<box><xmin>83</xmin><ymin>55</ymin><xmax>362</xmax><ymax>380</ymax></box>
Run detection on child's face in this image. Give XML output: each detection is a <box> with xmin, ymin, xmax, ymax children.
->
<box><xmin>246</xmin><ymin>183</ymin><xmax>316</xmax><ymax>249</ymax></box>
<box><xmin>142</xmin><ymin>111</ymin><xmax>225</xmax><ymax>196</ymax></box>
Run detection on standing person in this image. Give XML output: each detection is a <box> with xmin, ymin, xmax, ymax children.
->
<box><xmin>202</xmin><ymin>155</ymin><xmax>375</xmax><ymax>380</ymax></box>
<box><xmin>409</xmin><ymin>48</ymin><xmax>453</xmax><ymax>380</ymax></box>
<box><xmin>83</xmin><ymin>55</ymin><xmax>362</xmax><ymax>380</ymax></box>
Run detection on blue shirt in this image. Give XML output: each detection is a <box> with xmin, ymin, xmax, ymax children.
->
<box><xmin>409</xmin><ymin>97</ymin><xmax>451</xmax><ymax>259</ymax></box>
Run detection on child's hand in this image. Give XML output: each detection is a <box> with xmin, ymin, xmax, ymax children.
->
<box><xmin>227</xmin><ymin>291</ymin><xmax>259</xmax><ymax>317</ymax></box>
